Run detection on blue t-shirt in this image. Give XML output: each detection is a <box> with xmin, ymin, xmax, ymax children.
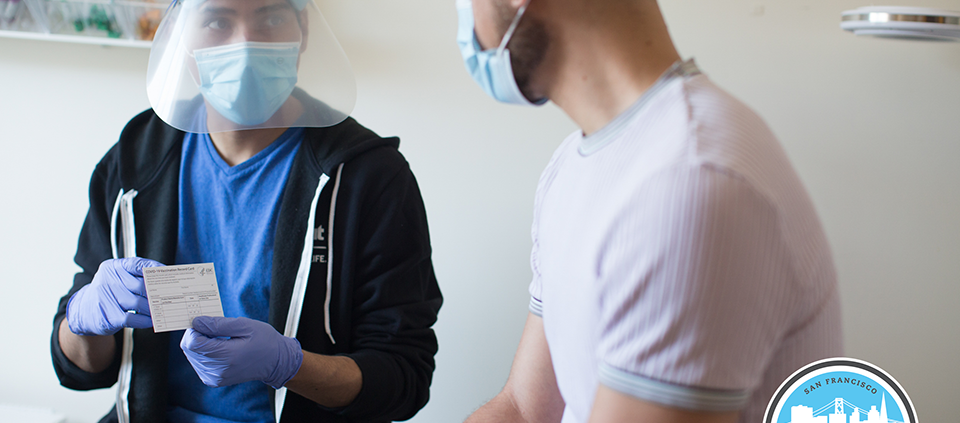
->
<box><xmin>167</xmin><ymin>127</ymin><xmax>303</xmax><ymax>422</ymax></box>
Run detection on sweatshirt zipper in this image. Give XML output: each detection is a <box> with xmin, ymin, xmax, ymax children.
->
<box><xmin>275</xmin><ymin>163</ymin><xmax>342</xmax><ymax>422</ymax></box>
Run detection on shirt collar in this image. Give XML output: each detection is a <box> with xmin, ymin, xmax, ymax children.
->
<box><xmin>578</xmin><ymin>59</ymin><xmax>701</xmax><ymax>156</ymax></box>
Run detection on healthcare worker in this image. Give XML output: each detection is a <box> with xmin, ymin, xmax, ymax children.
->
<box><xmin>51</xmin><ymin>0</ymin><xmax>442</xmax><ymax>421</ymax></box>
<box><xmin>458</xmin><ymin>0</ymin><xmax>842</xmax><ymax>422</ymax></box>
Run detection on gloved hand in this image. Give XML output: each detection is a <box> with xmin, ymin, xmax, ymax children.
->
<box><xmin>180</xmin><ymin>316</ymin><xmax>304</xmax><ymax>389</ymax></box>
<box><xmin>67</xmin><ymin>257</ymin><xmax>163</xmax><ymax>336</ymax></box>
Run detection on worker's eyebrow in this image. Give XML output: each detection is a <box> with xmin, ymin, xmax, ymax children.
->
<box><xmin>254</xmin><ymin>3</ymin><xmax>294</xmax><ymax>14</ymax></box>
<box><xmin>198</xmin><ymin>6</ymin><xmax>237</xmax><ymax>16</ymax></box>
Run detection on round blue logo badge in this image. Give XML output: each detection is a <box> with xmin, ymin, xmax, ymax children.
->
<box><xmin>764</xmin><ymin>357</ymin><xmax>917</xmax><ymax>423</ymax></box>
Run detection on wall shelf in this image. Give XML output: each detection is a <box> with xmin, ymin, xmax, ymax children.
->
<box><xmin>0</xmin><ymin>28</ymin><xmax>150</xmax><ymax>47</ymax></box>
<box><xmin>0</xmin><ymin>0</ymin><xmax>163</xmax><ymax>49</ymax></box>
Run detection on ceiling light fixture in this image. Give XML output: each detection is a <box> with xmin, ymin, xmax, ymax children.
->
<box><xmin>841</xmin><ymin>6</ymin><xmax>960</xmax><ymax>41</ymax></box>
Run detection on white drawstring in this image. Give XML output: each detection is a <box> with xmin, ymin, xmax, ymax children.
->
<box><xmin>112</xmin><ymin>189</ymin><xmax>138</xmax><ymax>423</ymax></box>
<box><xmin>119</xmin><ymin>191</ymin><xmax>138</xmax><ymax>259</ymax></box>
<box><xmin>323</xmin><ymin>163</ymin><xmax>344</xmax><ymax>346</ymax></box>
<box><xmin>110</xmin><ymin>189</ymin><xmax>123</xmax><ymax>260</ymax></box>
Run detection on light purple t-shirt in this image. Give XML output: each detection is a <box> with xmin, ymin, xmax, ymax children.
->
<box><xmin>528</xmin><ymin>60</ymin><xmax>843</xmax><ymax>423</ymax></box>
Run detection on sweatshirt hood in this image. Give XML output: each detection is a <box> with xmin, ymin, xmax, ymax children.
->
<box><xmin>117</xmin><ymin>100</ymin><xmax>399</xmax><ymax>192</ymax></box>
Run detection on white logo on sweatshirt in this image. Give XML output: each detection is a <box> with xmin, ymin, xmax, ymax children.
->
<box><xmin>313</xmin><ymin>225</ymin><xmax>327</xmax><ymax>263</ymax></box>
<box><xmin>315</xmin><ymin>225</ymin><xmax>325</xmax><ymax>241</ymax></box>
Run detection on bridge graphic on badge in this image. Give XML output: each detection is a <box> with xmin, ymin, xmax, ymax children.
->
<box><xmin>787</xmin><ymin>394</ymin><xmax>902</xmax><ymax>423</ymax></box>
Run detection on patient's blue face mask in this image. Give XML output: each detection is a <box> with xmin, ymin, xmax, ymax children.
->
<box><xmin>456</xmin><ymin>0</ymin><xmax>546</xmax><ymax>106</ymax></box>
<box><xmin>193</xmin><ymin>41</ymin><xmax>301</xmax><ymax>126</ymax></box>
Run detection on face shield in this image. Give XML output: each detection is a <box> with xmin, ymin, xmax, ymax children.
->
<box><xmin>146</xmin><ymin>0</ymin><xmax>355</xmax><ymax>133</ymax></box>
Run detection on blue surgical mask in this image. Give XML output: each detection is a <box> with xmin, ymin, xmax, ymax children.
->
<box><xmin>193</xmin><ymin>41</ymin><xmax>301</xmax><ymax>126</ymax></box>
<box><xmin>456</xmin><ymin>0</ymin><xmax>546</xmax><ymax>106</ymax></box>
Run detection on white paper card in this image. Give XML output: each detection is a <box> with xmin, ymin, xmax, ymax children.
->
<box><xmin>142</xmin><ymin>263</ymin><xmax>224</xmax><ymax>332</ymax></box>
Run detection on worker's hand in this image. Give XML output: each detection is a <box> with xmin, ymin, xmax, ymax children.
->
<box><xmin>66</xmin><ymin>257</ymin><xmax>163</xmax><ymax>336</ymax></box>
<box><xmin>180</xmin><ymin>316</ymin><xmax>304</xmax><ymax>389</ymax></box>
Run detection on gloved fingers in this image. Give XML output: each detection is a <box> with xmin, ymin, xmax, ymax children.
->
<box><xmin>94</xmin><ymin>258</ymin><xmax>156</xmax><ymax>298</ymax></box>
<box><xmin>188</xmin><ymin>359</ymin><xmax>228</xmax><ymax>388</ymax></box>
<box><xmin>116</xmin><ymin>258</ymin><xmax>163</xmax><ymax>297</ymax></box>
<box><xmin>122</xmin><ymin>312</ymin><xmax>154</xmax><ymax>329</ymax></box>
<box><xmin>181</xmin><ymin>328</ymin><xmax>209</xmax><ymax>351</ymax></box>
<box><xmin>117</xmin><ymin>257</ymin><xmax>165</xmax><ymax>277</ymax></box>
<box><xmin>66</xmin><ymin>284</ymin><xmax>110</xmax><ymax>335</ymax></box>
<box><xmin>71</xmin><ymin>260</ymin><xmax>160</xmax><ymax>336</ymax></box>
<box><xmin>191</xmin><ymin>316</ymin><xmax>255</xmax><ymax>338</ymax></box>
<box><xmin>181</xmin><ymin>321</ymin><xmax>299</xmax><ymax>389</ymax></box>
<box><xmin>114</xmin><ymin>291</ymin><xmax>152</xmax><ymax>316</ymax></box>
<box><xmin>180</xmin><ymin>331</ymin><xmax>228</xmax><ymax>387</ymax></box>
<box><xmin>195</xmin><ymin>369</ymin><xmax>226</xmax><ymax>388</ymax></box>
<box><xmin>65</xmin><ymin>285</ymin><xmax>88</xmax><ymax>319</ymax></box>
<box><xmin>65</xmin><ymin>289</ymin><xmax>95</xmax><ymax>335</ymax></box>
<box><xmin>117</xmin><ymin>272</ymin><xmax>149</xmax><ymax>299</ymax></box>
<box><xmin>267</xmin><ymin>337</ymin><xmax>305</xmax><ymax>389</ymax></box>
<box><xmin>180</xmin><ymin>327</ymin><xmax>228</xmax><ymax>355</ymax></box>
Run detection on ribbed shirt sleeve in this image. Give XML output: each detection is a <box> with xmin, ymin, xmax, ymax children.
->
<box><xmin>528</xmin><ymin>220</ymin><xmax>543</xmax><ymax>317</ymax></box>
<box><xmin>594</xmin><ymin>162</ymin><xmax>794</xmax><ymax>410</ymax></box>
<box><xmin>528</xmin><ymin>133</ymin><xmax>577</xmax><ymax>317</ymax></box>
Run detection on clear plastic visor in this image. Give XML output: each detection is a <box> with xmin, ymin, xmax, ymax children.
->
<box><xmin>146</xmin><ymin>0</ymin><xmax>355</xmax><ymax>133</ymax></box>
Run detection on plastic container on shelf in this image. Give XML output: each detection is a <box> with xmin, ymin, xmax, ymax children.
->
<box><xmin>83</xmin><ymin>2</ymin><xmax>125</xmax><ymax>38</ymax></box>
<box><xmin>1</xmin><ymin>0</ymin><xmax>25</xmax><ymax>27</ymax></box>
<box><xmin>18</xmin><ymin>0</ymin><xmax>49</xmax><ymax>32</ymax></box>
<box><xmin>2</xmin><ymin>0</ymin><xmax>165</xmax><ymax>45</ymax></box>
<box><xmin>1</xmin><ymin>0</ymin><xmax>41</xmax><ymax>32</ymax></box>
<box><xmin>118</xmin><ymin>1</ymin><xmax>165</xmax><ymax>41</ymax></box>
<box><xmin>26</xmin><ymin>0</ymin><xmax>127</xmax><ymax>38</ymax></box>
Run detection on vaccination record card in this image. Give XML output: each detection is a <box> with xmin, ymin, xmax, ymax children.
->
<box><xmin>142</xmin><ymin>263</ymin><xmax>224</xmax><ymax>332</ymax></box>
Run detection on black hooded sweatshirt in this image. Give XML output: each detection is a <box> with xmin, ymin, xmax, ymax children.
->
<box><xmin>51</xmin><ymin>107</ymin><xmax>442</xmax><ymax>423</ymax></box>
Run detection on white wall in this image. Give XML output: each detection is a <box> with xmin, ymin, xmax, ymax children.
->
<box><xmin>0</xmin><ymin>0</ymin><xmax>956</xmax><ymax>422</ymax></box>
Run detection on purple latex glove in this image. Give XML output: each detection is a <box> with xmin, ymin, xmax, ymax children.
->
<box><xmin>180</xmin><ymin>316</ymin><xmax>304</xmax><ymax>389</ymax></box>
<box><xmin>66</xmin><ymin>258</ymin><xmax>163</xmax><ymax>336</ymax></box>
